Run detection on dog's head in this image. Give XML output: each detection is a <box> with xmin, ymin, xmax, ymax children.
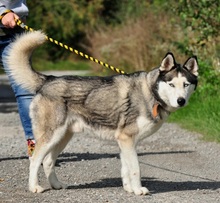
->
<box><xmin>155</xmin><ymin>52</ymin><xmax>198</xmax><ymax>112</ymax></box>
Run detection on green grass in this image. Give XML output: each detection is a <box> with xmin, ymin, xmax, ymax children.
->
<box><xmin>32</xmin><ymin>58</ymin><xmax>91</xmax><ymax>72</ymax></box>
<box><xmin>168</xmin><ymin>92</ymin><xmax>220</xmax><ymax>142</ymax></box>
<box><xmin>0</xmin><ymin>59</ymin><xmax>92</xmax><ymax>74</ymax></box>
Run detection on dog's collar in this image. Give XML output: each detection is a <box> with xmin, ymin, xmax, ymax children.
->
<box><xmin>152</xmin><ymin>103</ymin><xmax>170</xmax><ymax>120</ymax></box>
<box><xmin>152</xmin><ymin>103</ymin><xmax>160</xmax><ymax>119</ymax></box>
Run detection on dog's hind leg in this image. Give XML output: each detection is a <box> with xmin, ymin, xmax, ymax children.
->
<box><xmin>117</xmin><ymin>134</ymin><xmax>150</xmax><ymax>195</ymax></box>
<box><xmin>29</xmin><ymin>123</ymin><xmax>69</xmax><ymax>193</ymax></box>
<box><xmin>29</xmin><ymin>138</ymin><xmax>52</xmax><ymax>193</ymax></box>
<box><xmin>43</xmin><ymin>128</ymin><xmax>73</xmax><ymax>190</ymax></box>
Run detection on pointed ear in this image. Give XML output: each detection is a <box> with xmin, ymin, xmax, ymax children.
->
<box><xmin>184</xmin><ymin>56</ymin><xmax>199</xmax><ymax>76</ymax></box>
<box><xmin>159</xmin><ymin>52</ymin><xmax>175</xmax><ymax>72</ymax></box>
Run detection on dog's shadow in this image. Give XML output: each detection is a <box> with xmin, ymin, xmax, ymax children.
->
<box><xmin>56</xmin><ymin>150</ymin><xmax>193</xmax><ymax>164</ymax></box>
<box><xmin>1</xmin><ymin>151</ymin><xmax>220</xmax><ymax>194</ymax></box>
<box><xmin>67</xmin><ymin>177</ymin><xmax>220</xmax><ymax>194</ymax></box>
<box><xmin>57</xmin><ymin>151</ymin><xmax>119</xmax><ymax>164</ymax></box>
<box><xmin>0</xmin><ymin>150</ymin><xmax>188</xmax><ymax>163</ymax></box>
<box><xmin>57</xmin><ymin>151</ymin><xmax>220</xmax><ymax>194</ymax></box>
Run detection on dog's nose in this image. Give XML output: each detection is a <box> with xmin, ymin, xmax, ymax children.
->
<box><xmin>177</xmin><ymin>97</ymin><xmax>185</xmax><ymax>106</ymax></box>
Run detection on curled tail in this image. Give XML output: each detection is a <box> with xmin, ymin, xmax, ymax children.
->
<box><xmin>6</xmin><ymin>31</ymin><xmax>47</xmax><ymax>93</ymax></box>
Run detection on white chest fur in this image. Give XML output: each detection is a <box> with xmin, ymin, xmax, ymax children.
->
<box><xmin>136</xmin><ymin>116</ymin><xmax>164</xmax><ymax>141</ymax></box>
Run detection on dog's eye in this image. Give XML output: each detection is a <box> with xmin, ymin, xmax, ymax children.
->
<box><xmin>169</xmin><ymin>83</ymin><xmax>175</xmax><ymax>87</ymax></box>
<box><xmin>184</xmin><ymin>83</ymin><xmax>190</xmax><ymax>87</ymax></box>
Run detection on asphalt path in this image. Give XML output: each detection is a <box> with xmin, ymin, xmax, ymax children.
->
<box><xmin>0</xmin><ymin>72</ymin><xmax>220</xmax><ymax>203</ymax></box>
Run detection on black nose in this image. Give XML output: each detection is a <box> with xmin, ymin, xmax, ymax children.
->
<box><xmin>177</xmin><ymin>97</ymin><xmax>185</xmax><ymax>106</ymax></box>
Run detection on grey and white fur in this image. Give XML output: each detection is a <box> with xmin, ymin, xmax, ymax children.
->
<box><xmin>6</xmin><ymin>31</ymin><xmax>199</xmax><ymax>195</ymax></box>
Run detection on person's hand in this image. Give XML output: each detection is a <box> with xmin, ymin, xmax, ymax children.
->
<box><xmin>1</xmin><ymin>12</ymin><xmax>19</xmax><ymax>28</ymax></box>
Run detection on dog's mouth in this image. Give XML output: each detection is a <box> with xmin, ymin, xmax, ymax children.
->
<box><xmin>166</xmin><ymin>97</ymin><xmax>187</xmax><ymax>112</ymax></box>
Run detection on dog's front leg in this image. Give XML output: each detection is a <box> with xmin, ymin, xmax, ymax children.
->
<box><xmin>117</xmin><ymin>134</ymin><xmax>149</xmax><ymax>195</ymax></box>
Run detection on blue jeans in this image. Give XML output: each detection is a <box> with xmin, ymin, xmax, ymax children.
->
<box><xmin>0</xmin><ymin>35</ymin><xmax>34</xmax><ymax>140</ymax></box>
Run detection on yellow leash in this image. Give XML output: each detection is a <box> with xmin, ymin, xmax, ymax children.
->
<box><xmin>16</xmin><ymin>19</ymin><xmax>126</xmax><ymax>75</ymax></box>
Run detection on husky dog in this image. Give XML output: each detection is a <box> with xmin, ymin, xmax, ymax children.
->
<box><xmin>6</xmin><ymin>31</ymin><xmax>198</xmax><ymax>195</ymax></box>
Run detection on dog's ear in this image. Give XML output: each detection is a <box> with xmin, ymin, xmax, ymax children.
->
<box><xmin>159</xmin><ymin>52</ymin><xmax>175</xmax><ymax>72</ymax></box>
<box><xmin>184</xmin><ymin>56</ymin><xmax>199</xmax><ymax>76</ymax></box>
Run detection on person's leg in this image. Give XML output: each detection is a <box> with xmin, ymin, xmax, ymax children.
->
<box><xmin>12</xmin><ymin>89</ymin><xmax>34</xmax><ymax>140</ymax></box>
<box><xmin>1</xmin><ymin>37</ymin><xmax>35</xmax><ymax>156</ymax></box>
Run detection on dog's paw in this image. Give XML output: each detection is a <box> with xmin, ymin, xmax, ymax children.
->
<box><xmin>123</xmin><ymin>184</ymin><xmax>133</xmax><ymax>193</ymax></box>
<box><xmin>29</xmin><ymin>185</ymin><xmax>45</xmax><ymax>193</ymax></box>
<box><xmin>133</xmin><ymin>187</ymin><xmax>150</xmax><ymax>195</ymax></box>
<box><xmin>51</xmin><ymin>181</ymin><xmax>68</xmax><ymax>190</ymax></box>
